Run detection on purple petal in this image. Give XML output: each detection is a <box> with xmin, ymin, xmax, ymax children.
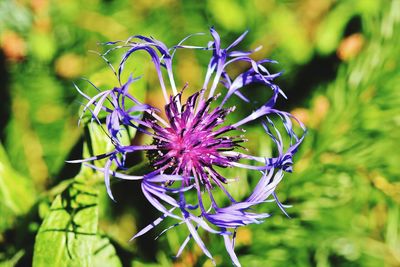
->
<box><xmin>223</xmin><ymin>234</ymin><xmax>241</xmax><ymax>267</ymax></box>
<box><xmin>185</xmin><ymin>219</ymin><xmax>214</xmax><ymax>262</ymax></box>
<box><xmin>130</xmin><ymin>207</ymin><xmax>176</xmax><ymax>240</ymax></box>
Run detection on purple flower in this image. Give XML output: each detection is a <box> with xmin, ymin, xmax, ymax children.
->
<box><xmin>70</xmin><ymin>28</ymin><xmax>305</xmax><ymax>266</ymax></box>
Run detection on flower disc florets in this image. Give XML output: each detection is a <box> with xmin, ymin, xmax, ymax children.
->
<box><xmin>148</xmin><ymin>91</ymin><xmax>242</xmax><ymax>186</ymax></box>
<box><xmin>71</xmin><ymin>28</ymin><xmax>306</xmax><ymax>267</ymax></box>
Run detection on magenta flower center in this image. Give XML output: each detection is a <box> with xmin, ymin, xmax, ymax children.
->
<box><xmin>148</xmin><ymin>92</ymin><xmax>243</xmax><ymax>185</ymax></box>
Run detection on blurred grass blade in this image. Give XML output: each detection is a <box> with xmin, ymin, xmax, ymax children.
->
<box><xmin>0</xmin><ymin>143</ymin><xmax>35</xmax><ymax>232</ymax></box>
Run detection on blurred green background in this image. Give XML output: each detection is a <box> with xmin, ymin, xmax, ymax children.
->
<box><xmin>0</xmin><ymin>0</ymin><xmax>399</xmax><ymax>266</ymax></box>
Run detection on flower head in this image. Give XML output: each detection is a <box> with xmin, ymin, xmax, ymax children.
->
<box><xmin>71</xmin><ymin>28</ymin><xmax>305</xmax><ymax>266</ymax></box>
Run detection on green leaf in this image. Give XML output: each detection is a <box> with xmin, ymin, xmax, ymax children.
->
<box><xmin>32</xmin><ymin>121</ymin><xmax>130</xmax><ymax>267</ymax></box>
<box><xmin>0</xmin><ymin>143</ymin><xmax>35</xmax><ymax>232</ymax></box>
<box><xmin>91</xmin><ymin>235</ymin><xmax>122</xmax><ymax>267</ymax></box>
<box><xmin>32</xmin><ymin>174</ymin><xmax>99</xmax><ymax>267</ymax></box>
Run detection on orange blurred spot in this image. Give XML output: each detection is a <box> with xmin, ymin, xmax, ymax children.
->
<box><xmin>291</xmin><ymin>108</ymin><xmax>310</xmax><ymax>127</ymax></box>
<box><xmin>173</xmin><ymin>251</ymin><xmax>197</xmax><ymax>267</ymax></box>
<box><xmin>292</xmin><ymin>95</ymin><xmax>329</xmax><ymax>129</ymax></box>
<box><xmin>314</xmin><ymin>95</ymin><xmax>329</xmax><ymax>114</ymax></box>
<box><xmin>55</xmin><ymin>53</ymin><xmax>83</xmax><ymax>79</ymax></box>
<box><xmin>312</xmin><ymin>95</ymin><xmax>330</xmax><ymax>128</ymax></box>
<box><xmin>235</xmin><ymin>227</ymin><xmax>252</xmax><ymax>246</ymax></box>
<box><xmin>1</xmin><ymin>31</ymin><xmax>27</xmax><ymax>61</ymax></box>
<box><xmin>31</xmin><ymin>0</ymin><xmax>49</xmax><ymax>14</ymax></box>
<box><xmin>34</xmin><ymin>17</ymin><xmax>52</xmax><ymax>33</ymax></box>
<box><xmin>337</xmin><ymin>33</ymin><xmax>365</xmax><ymax>61</ymax></box>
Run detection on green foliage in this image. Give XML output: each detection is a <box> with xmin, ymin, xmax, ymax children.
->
<box><xmin>238</xmin><ymin>3</ymin><xmax>400</xmax><ymax>266</ymax></box>
<box><xmin>32</xmin><ymin>177</ymin><xmax>99</xmax><ymax>267</ymax></box>
<box><xmin>32</xmin><ymin>122</ymin><xmax>124</xmax><ymax>267</ymax></box>
<box><xmin>0</xmin><ymin>143</ymin><xmax>35</xmax><ymax>233</ymax></box>
<box><xmin>91</xmin><ymin>235</ymin><xmax>123</xmax><ymax>267</ymax></box>
<box><xmin>0</xmin><ymin>0</ymin><xmax>399</xmax><ymax>266</ymax></box>
<box><xmin>32</xmin><ymin>170</ymin><xmax>122</xmax><ymax>267</ymax></box>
